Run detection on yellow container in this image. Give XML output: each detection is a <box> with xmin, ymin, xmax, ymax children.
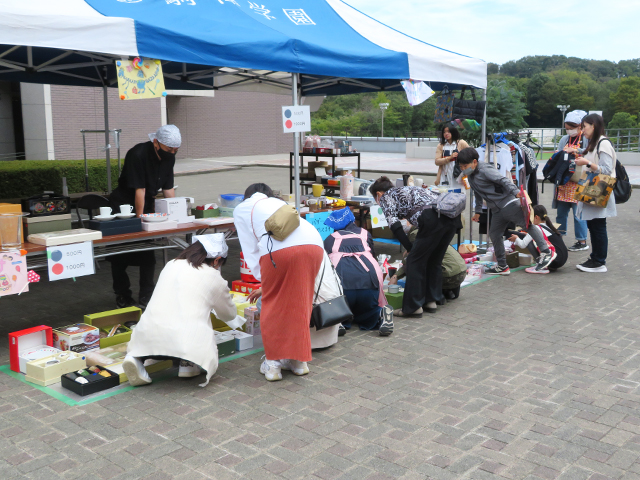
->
<box><xmin>84</xmin><ymin>307</ymin><xmax>141</xmax><ymax>348</ymax></box>
<box><xmin>312</xmin><ymin>184</ymin><xmax>324</xmax><ymax>197</ymax></box>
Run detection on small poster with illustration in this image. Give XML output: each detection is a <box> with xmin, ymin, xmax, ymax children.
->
<box><xmin>0</xmin><ymin>251</ymin><xmax>28</xmax><ymax>297</ymax></box>
<box><xmin>116</xmin><ymin>57</ymin><xmax>166</xmax><ymax>100</ymax></box>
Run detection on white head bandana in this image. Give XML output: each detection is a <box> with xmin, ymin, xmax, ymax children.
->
<box><xmin>565</xmin><ymin>110</ymin><xmax>587</xmax><ymax>125</ymax></box>
<box><xmin>148</xmin><ymin>124</ymin><xmax>182</xmax><ymax>148</ymax></box>
<box><xmin>192</xmin><ymin>233</ymin><xmax>228</xmax><ymax>258</ymax></box>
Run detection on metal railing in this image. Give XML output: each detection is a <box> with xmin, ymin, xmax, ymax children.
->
<box><xmin>0</xmin><ymin>152</ymin><xmax>26</xmax><ymax>161</ymax></box>
<box><xmin>314</xmin><ymin>131</ymin><xmax>439</xmax><ymax>144</ymax></box>
<box><xmin>532</xmin><ymin>128</ymin><xmax>640</xmax><ymax>153</ymax></box>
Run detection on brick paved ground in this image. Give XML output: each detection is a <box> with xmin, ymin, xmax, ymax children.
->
<box><xmin>1</xmin><ymin>167</ymin><xmax>640</xmax><ymax>479</ymax></box>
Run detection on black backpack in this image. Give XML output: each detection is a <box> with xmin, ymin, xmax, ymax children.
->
<box><xmin>597</xmin><ymin>139</ymin><xmax>632</xmax><ymax>204</ymax></box>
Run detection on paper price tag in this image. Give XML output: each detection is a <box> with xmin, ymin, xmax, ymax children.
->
<box><xmin>47</xmin><ymin>242</ymin><xmax>95</xmax><ymax>281</ymax></box>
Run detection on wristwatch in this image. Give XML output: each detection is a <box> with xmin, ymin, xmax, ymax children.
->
<box><xmin>586</xmin><ymin>162</ymin><xmax>591</xmax><ymax>169</ymax></box>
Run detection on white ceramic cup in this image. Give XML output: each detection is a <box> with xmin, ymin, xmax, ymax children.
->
<box><xmin>99</xmin><ymin>206</ymin><xmax>112</xmax><ymax>217</ymax></box>
<box><xmin>120</xmin><ymin>204</ymin><xmax>133</xmax><ymax>214</ymax></box>
<box><xmin>415</xmin><ymin>178</ymin><xmax>424</xmax><ymax>187</ymax></box>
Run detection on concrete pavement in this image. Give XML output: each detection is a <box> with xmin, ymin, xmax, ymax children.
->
<box><xmin>1</xmin><ymin>166</ymin><xmax>640</xmax><ymax>480</ymax></box>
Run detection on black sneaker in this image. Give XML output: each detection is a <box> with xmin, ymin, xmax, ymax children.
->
<box><xmin>338</xmin><ymin>324</ymin><xmax>347</xmax><ymax>337</ymax></box>
<box><xmin>138</xmin><ymin>295</ymin><xmax>152</xmax><ymax>310</ymax></box>
<box><xmin>536</xmin><ymin>251</ymin><xmax>557</xmax><ymax>270</ymax></box>
<box><xmin>568</xmin><ymin>241</ymin><xmax>589</xmax><ymax>252</ymax></box>
<box><xmin>378</xmin><ymin>305</ymin><xmax>394</xmax><ymax>337</ymax></box>
<box><xmin>485</xmin><ymin>265</ymin><xmax>510</xmax><ymax>275</ymax></box>
<box><xmin>116</xmin><ymin>295</ymin><xmax>137</xmax><ymax>308</ymax></box>
<box><xmin>576</xmin><ymin>259</ymin><xmax>607</xmax><ymax>273</ymax></box>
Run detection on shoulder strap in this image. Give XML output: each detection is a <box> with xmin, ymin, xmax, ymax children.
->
<box><xmin>313</xmin><ymin>262</ymin><xmax>326</xmax><ymax>303</ymax></box>
<box><xmin>250</xmin><ymin>198</ymin><xmax>268</xmax><ymax>241</ymax></box>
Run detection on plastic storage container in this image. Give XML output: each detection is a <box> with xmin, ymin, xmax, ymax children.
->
<box><xmin>219</xmin><ymin>194</ymin><xmax>244</xmax><ymax>208</ymax></box>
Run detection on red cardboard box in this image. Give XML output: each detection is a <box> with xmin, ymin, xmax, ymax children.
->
<box><xmin>232</xmin><ymin>280</ymin><xmax>261</xmax><ymax>295</ymax></box>
<box><xmin>9</xmin><ymin>326</ymin><xmax>56</xmax><ymax>373</ymax></box>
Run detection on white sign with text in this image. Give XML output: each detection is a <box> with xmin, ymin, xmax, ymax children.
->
<box><xmin>282</xmin><ymin>105</ymin><xmax>311</xmax><ymax>133</ymax></box>
<box><xmin>47</xmin><ymin>242</ymin><xmax>95</xmax><ymax>281</ymax></box>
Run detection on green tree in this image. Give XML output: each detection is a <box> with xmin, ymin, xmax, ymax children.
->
<box><xmin>608</xmin><ymin>112</ymin><xmax>637</xmax><ymax>129</ymax></box>
<box><xmin>485</xmin><ymin>80</ymin><xmax>528</xmax><ymax>132</ymax></box>
<box><xmin>610</xmin><ymin>77</ymin><xmax>640</xmax><ymax>116</ymax></box>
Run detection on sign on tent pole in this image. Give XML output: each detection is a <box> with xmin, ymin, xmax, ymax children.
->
<box><xmin>282</xmin><ymin>105</ymin><xmax>311</xmax><ymax>133</ymax></box>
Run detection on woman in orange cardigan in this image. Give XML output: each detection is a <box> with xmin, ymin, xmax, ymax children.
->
<box><xmin>434</xmin><ymin>126</ymin><xmax>469</xmax><ymax>190</ymax></box>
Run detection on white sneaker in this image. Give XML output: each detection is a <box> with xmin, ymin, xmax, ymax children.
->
<box><xmin>259</xmin><ymin>358</ymin><xmax>282</xmax><ymax>381</ymax></box>
<box><xmin>178</xmin><ymin>360</ymin><xmax>201</xmax><ymax>378</ymax></box>
<box><xmin>279</xmin><ymin>359</ymin><xmax>309</xmax><ymax>376</ymax></box>
<box><xmin>123</xmin><ymin>355</ymin><xmax>152</xmax><ymax>386</ymax></box>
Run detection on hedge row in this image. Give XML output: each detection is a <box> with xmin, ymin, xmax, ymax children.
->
<box><xmin>0</xmin><ymin>160</ymin><xmax>120</xmax><ymax>199</ymax></box>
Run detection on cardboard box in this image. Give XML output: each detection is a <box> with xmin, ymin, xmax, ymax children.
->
<box><xmin>52</xmin><ymin>324</ymin><xmax>100</xmax><ymax>353</ymax></box>
<box><xmin>85</xmin><ymin>343</ymin><xmax>172</xmax><ymax>383</ymax></box>
<box><xmin>84</xmin><ymin>307</ymin><xmax>140</xmax><ymax>348</ymax></box>
<box><xmin>229</xmin><ymin>330</ymin><xmax>254</xmax><ymax>351</ymax></box>
<box><xmin>61</xmin><ymin>366</ymin><xmax>119</xmax><ymax>396</ymax></box>
<box><xmin>372</xmin><ymin>226</ymin><xmax>395</xmax><ymax>239</ymax></box>
<box><xmin>9</xmin><ymin>326</ymin><xmax>61</xmax><ymax>373</ymax></box>
<box><xmin>23</xmin><ymin>214</ymin><xmax>72</xmax><ymax>237</ymax></box>
<box><xmin>25</xmin><ymin>351</ymin><xmax>87</xmax><ymax>386</ymax></box>
<box><xmin>384</xmin><ymin>292</ymin><xmax>403</xmax><ymax>311</ymax></box>
<box><xmin>244</xmin><ymin>306</ymin><xmax>261</xmax><ymax>336</ymax></box>
<box><xmin>231</xmin><ymin>280</ymin><xmax>261</xmax><ymax>295</ymax></box>
<box><xmin>506</xmin><ymin>252</ymin><xmax>520</xmax><ymax>269</ymax></box>
<box><xmin>215</xmin><ymin>332</ymin><xmax>236</xmax><ymax>358</ymax></box>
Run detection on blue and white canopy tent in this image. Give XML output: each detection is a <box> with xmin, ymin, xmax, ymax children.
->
<box><xmin>0</xmin><ymin>0</ymin><xmax>487</xmax><ymax>200</ymax></box>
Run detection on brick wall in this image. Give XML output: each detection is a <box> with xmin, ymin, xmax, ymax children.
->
<box><xmin>166</xmin><ymin>91</ymin><xmax>293</xmax><ymax>159</ymax></box>
<box><xmin>51</xmin><ymin>86</ymin><xmax>293</xmax><ymax>161</ymax></box>
<box><xmin>50</xmin><ymin>85</ymin><xmax>162</xmax><ymax>161</ymax></box>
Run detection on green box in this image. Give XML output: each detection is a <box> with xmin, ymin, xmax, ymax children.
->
<box><xmin>385</xmin><ymin>292</ymin><xmax>403</xmax><ymax>310</ymax></box>
<box><xmin>215</xmin><ymin>333</ymin><xmax>236</xmax><ymax>358</ymax></box>
<box><xmin>191</xmin><ymin>208</ymin><xmax>220</xmax><ymax>218</ymax></box>
<box><xmin>84</xmin><ymin>307</ymin><xmax>141</xmax><ymax>348</ymax></box>
<box><xmin>24</xmin><ymin>214</ymin><xmax>72</xmax><ymax>236</ymax></box>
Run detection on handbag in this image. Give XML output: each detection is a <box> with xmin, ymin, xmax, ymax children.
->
<box><xmin>452</xmin><ymin>87</ymin><xmax>486</xmax><ymax>123</ymax></box>
<box><xmin>310</xmin><ymin>263</ymin><xmax>353</xmax><ymax>331</ymax></box>
<box><xmin>433</xmin><ymin>86</ymin><xmax>456</xmax><ymax>124</ymax></box>
<box><xmin>574</xmin><ymin>170</ymin><xmax>616</xmax><ymax>208</ymax></box>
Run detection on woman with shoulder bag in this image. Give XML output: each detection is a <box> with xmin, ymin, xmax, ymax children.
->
<box><xmin>553</xmin><ymin>110</ymin><xmax>590</xmax><ymax>252</ymax></box>
<box><xmin>574</xmin><ymin>114</ymin><xmax>617</xmax><ymax>273</ymax></box>
<box><xmin>435</xmin><ymin>126</ymin><xmax>469</xmax><ymax>190</ymax></box>
<box><xmin>234</xmin><ymin>183</ymin><xmax>324</xmax><ymax>381</ymax></box>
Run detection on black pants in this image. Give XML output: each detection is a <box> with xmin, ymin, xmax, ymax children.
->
<box><xmin>110</xmin><ymin>251</ymin><xmax>156</xmax><ymax>300</ymax></box>
<box><xmin>403</xmin><ymin>210</ymin><xmax>457</xmax><ymax>313</ymax></box>
<box><xmin>587</xmin><ymin>218</ymin><xmax>608</xmax><ymax>265</ymax></box>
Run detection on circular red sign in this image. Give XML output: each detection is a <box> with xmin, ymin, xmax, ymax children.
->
<box><xmin>52</xmin><ymin>263</ymin><xmax>64</xmax><ymax>275</ymax></box>
<box><xmin>285</xmin><ymin>120</ymin><xmax>293</xmax><ymax>129</ymax></box>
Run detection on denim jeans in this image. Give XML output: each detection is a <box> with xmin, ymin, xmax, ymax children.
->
<box><xmin>586</xmin><ymin>218</ymin><xmax>608</xmax><ymax>265</ymax></box>
<box><xmin>556</xmin><ymin>201</ymin><xmax>588</xmax><ymax>241</ymax></box>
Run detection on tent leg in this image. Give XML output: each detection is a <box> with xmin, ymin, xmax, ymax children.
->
<box><xmin>292</xmin><ymin>73</ymin><xmax>300</xmax><ymax>211</ymax></box>
<box><xmin>103</xmin><ymin>75</ymin><xmax>112</xmax><ymax>194</ymax></box>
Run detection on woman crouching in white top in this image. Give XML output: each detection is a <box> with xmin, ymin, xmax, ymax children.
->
<box><xmin>122</xmin><ymin>233</ymin><xmax>238</xmax><ymax>387</ymax></box>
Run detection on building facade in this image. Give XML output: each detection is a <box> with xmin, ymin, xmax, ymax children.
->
<box><xmin>0</xmin><ymin>81</ymin><xmax>297</xmax><ymax>162</ymax></box>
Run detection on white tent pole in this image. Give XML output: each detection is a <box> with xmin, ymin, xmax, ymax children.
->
<box><xmin>102</xmin><ymin>66</ymin><xmax>112</xmax><ymax>193</ymax></box>
<box><xmin>292</xmin><ymin>73</ymin><xmax>300</xmax><ymax>211</ymax></box>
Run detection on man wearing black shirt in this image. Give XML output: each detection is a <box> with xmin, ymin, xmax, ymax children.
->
<box><xmin>109</xmin><ymin>125</ymin><xmax>181</xmax><ymax>308</ymax></box>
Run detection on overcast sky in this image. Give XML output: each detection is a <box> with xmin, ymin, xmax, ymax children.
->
<box><xmin>346</xmin><ymin>0</ymin><xmax>637</xmax><ymax>65</ymax></box>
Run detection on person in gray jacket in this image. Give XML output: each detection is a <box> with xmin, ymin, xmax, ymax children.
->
<box><xmin>457</xmin><ymin>147</ymin><xmax>556</xmax><ymax>275</ymax></box>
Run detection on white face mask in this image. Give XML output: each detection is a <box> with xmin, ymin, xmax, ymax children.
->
<box><xmin>566</xmin><ymin>129</ymin><xmax>578</xmax><ymax>136</ymax></box>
